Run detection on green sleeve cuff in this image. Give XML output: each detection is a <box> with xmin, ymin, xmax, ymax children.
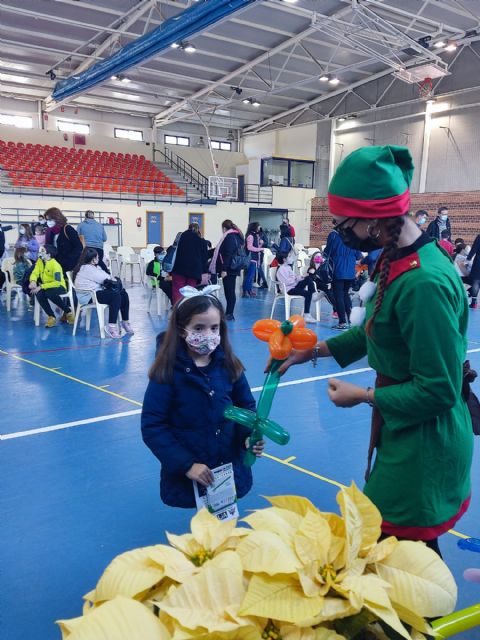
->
<box><xmin>326</xmin><ymin>326</ymin><xmax>367</xmax><ymax>368</ymax></box>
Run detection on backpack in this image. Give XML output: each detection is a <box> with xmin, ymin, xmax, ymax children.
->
<box><xmin>162</xmin><ymin>232</ymin><xmax>182</xmax><ymax>273</ymax></box>
<box><xmin>315</xmin><ymin>252</ymin><xmax>334</xmax><ymax>285</ymax></box>
<box><xmin>278</xmin><ymin>236</ymin><xmax>293</xmax><ymax>256</ymax></box>
<box><xmin>230</xmin><ymin>237</ymin><xmax>251</xmax><ymax>272</ymax></box>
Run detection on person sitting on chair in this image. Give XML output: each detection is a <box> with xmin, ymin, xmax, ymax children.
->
<box><xmin>73</xmin><ymin>247</ymin><xmax>134</xmax><ymax>339</ymax></box>
<box><xmin>146</xmin><ymin>246</ymin><xmax>173</xmax><ymax>305</ymax></box>
<box><xmin>29</xmin><ymin>245</ymin><xmax>74</xmax><ymax>328</ymax></box>
<box><xmin>275</xmin><ymin>255</ymin><xmax>317</xmax><ymax>323</ymax></box>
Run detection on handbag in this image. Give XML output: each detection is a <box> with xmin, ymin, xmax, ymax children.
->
<box><xmin>230</xmin><ymin>238</ymin><xmax>251</xmax><ymax>271</ymax></box>
<box><xmin>162</xmin><ymin>231</ymin><xmax>182</xmax><ymax>273</ymax></box>
<box><xmin>102</xmin><ymin>276</ymin><xmax>123</xmax><ymax>293</ymax></box>
<box><xmin>315</xmin><ymin>252</ymin><xmax>334</xmax><ymax>285</ymax></box>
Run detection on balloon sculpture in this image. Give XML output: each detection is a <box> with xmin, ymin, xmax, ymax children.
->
<box><xmin>224</xmin><ymin>315</ymin><xmax>317</xmax><ymax>466</ymax></box>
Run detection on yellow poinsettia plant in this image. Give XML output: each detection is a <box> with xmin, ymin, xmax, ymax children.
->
<box><xmin>57</xmin><ymin>484</ymin><xmax>457</xmax><ymax>640</ymax></box>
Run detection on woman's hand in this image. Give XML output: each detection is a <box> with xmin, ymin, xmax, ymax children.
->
<box><xmin>246</xmin><ymin>438</ymin><xmax>265</xmax><ymax>457</ymax></box>
<box><xmin>221</xmin><ymin>271</ymin><xmax>227</xmax><ymax>278</ymax></box>
<box><xmin>186</xmin><ymin>463</ymin><xmax>214</xmax><ymax>487</ymax></box>
<box><xmin>264</xmin><ymin>349</ymin><xmax>315</xmax><ymax>376</ymax></box>
<box><xmin>328</xmin><ymin>379</ymin><xmax>367</xmax><ymax>408</ymax></box>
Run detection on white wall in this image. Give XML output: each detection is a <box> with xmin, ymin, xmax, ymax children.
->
<box><xmin>157</xmin><ymin>144</ymin><xmax>247</xmax><ymax>180</ymax></box>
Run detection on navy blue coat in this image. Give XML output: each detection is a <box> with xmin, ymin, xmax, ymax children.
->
<box><xmin>324</xmin><ymin>231</ymin><xmax>362</xmax><ymax>280</ymax></box>
<box><xmin>141</xmin><ymin>342</ymin><xmax>256</xmax><ymax>508</ymax></box>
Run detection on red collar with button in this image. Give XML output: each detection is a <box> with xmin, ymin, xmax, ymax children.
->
<box><xmin>371</xmin><ymin>251</ymin><xmax>421</xmax><ymax>287</ymax></box>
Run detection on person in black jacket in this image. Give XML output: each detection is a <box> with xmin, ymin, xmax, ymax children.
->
<box><xmin>426</xmin><ymin>206</ymin><xmax>451</xmax><ymax>241</ymax></box>
<box><xmin>209</xmin><ymin>219</ymin><xmax>244</xmax><ymax>320</ymax></box>
<box><xmin>43</xmin><ymin>207</ymin><xmax>83</xmax><ymax>274</ymax></box>
<box><xmin>171</xmin><ymin>222</ymin><xmax>208</xmax><ymax>304</ymax></box>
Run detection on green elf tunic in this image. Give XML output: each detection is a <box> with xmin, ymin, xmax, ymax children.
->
<box><xmin>327</xmin><ymin>236</ymin><xmax>473</xmax><ymax>538</ymax></box>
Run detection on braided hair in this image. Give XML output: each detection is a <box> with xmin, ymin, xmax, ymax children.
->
<box><xmin>365</xmin><ymin>215</ymin><xmax>405</xmax><ymax>337</ymax></box>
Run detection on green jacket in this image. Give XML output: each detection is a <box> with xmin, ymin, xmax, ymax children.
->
<box><xmin>30</xmin><ymin>258</ymin><xmax>66</xmax><ymax>290</ymax></box>
<box><xmin>327</xmin><ymin>240</ymin><xmax>473</xmax><ymax>529</ymax></box>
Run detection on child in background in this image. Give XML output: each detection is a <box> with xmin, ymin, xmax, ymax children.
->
<box><xmin>439</xmin><ymin>229</ymin><xmax>455</xmax><ymax>257</ymax></box>
<box><xmin>141</xmin><ymin>288</ymin><xmax>264</xmax><ymax>509</ymax></box>
<box><xmin>34</xmin><ymin>224</ymin><xmax>46</xmax><ymax>248</ymax></box>
<box><xmin>13</xmin><ymin>247</ymin><xmax>31</xmax><ymax>284</ymax></box>
<box><xmin>146</xmin><ymin>245</ymin><xmax>173</xmax><ymax>305</ymax></box>
<box><xmin>15</xmin><ymin>224</ymin><xmax>39</xmax><ymax>262</ymax></box>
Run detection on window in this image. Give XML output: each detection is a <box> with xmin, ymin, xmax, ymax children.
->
<box><xmin>164</xmin><ymin>135</ymin><xmax>190</xmax><ymax>146</ymax></box>
<box><xmin>261</xmin><ymin>157</ymin><xmax>314</xmax><ymax>188</ymax></box>
<box><xmin>114</xmin><ymin>128</ymin><xmax>143</xmax><ymax>141</ymax></box>
<box><xmin>57</xmin><ymin>120</ymin><xmax>90</xmax><ymax>135</ymax></box>
<box><xmin>0</xmin><ymin>114</ymin><xmax>33</xmax><ymax>129</ymax></box>
<box><xmin>210</xmin><ymin>140</ymin><xmax>232</xmax><ymax>151</ymax></box>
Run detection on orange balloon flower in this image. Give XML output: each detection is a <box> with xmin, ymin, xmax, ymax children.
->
<box><xmin>253</xmin><ymin>315</ymin><xmax>317</xmax><ymax>360</ymax></box>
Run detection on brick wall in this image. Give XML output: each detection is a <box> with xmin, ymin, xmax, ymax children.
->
<box><xmin>310</xmin><ymin>191</ymin><xmax>480</xmax><ymax>246</ymax></box>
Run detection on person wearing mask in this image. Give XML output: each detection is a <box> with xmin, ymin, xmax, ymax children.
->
<box><xmin>243</xmin><ymin>221</ymin><xmax>263</xmax><ymax>297</ymax></box>
<box><xmin>0</xmin><ymin>214</ymin><xmax>13</xmax><ymax>260</ymax></box>
<box><xmin>43</xmin><ymin>207</ymin><xmax>83</xmax><ymax>274</ymax></box>
<box><xmin>34</xmin><ymin>224</ymin><xmax>46</xmax><ymax>248</ymax></box>
<box><xmin>307</xmin><ymin>251</ymin><xmax>337</xmax><ymax>311</ymax></box>
<box><xmin>171</xmin><ymin>223</ymin><xmax>208</xmax><ymax>304</ymax></box>
<box><xmin>73</xmin><ymin>248</ymin><xmax>134</xmax><ymax>338</ymax></box>
<box><xmin>209</xmin><ymin>219</ymin><xmax>244</xmax><ymax>320</ymax></box>
<box><xmin>275</xmin><ymin>255</ymin><xmax>317</xmax><ymax>323</ymax></box>
<box><xmin>276</xmin><ymin>145</ymin><xmax>472</xmax><ymax>557</ymax></box>
<box><xmin>285</xmin><ymin>217</ymin><xmax>296</xmax><ymax>240</ymax></box>
<box><xmin>255</xmin><ymin>226</ymin><xmax>269</xmax><ymax>289</ymax></box>
<box><xmin>324</xmin><ymin>224</ymin><xmax>362</xmax><ymax>330</ymax></box>
<box><xmin>15</xmin><ymin>224</ymin><xmax>39</xmax><ymax>262</ymax></box>
<box><xmin>426</xmin><ymin>206</ymin><xmax>451</xmax><ymax>240</ymax></box>
<box><xmin>76</xmin><ymin>210</ymin><xmax>109</xmax><ymax>272</ymax></box>
<box><xmin>146</xmin><ymin>246</ymin><xmax>173</xmax><ymax>305</ymax></box>
<box><xmin>29</xmin><ymin>245</ymin><xmax>74</xmax><ymax>328</ymax></box>
<box><xmin>31</xmin><ymin>213</ymin><xmax>45</xmax><ymax>234</ymax></box>
<box><xmin>414</xmin><ymin>209</ymin><xmax>428</xmax><ymax>228</ymax></box>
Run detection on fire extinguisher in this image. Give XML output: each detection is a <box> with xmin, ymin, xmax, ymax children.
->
<box><xmin>136</xmin><ymin>217</ymin><xmax>142</xmax><ymax>228</ymax></box>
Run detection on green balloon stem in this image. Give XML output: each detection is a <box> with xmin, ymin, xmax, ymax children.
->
<box><xmin>431</xmin><ymin>605</ymin><xmax>480</xmax><ymax>638</ymax></box>
<box><xmin>224</xmin><ymin>358</ymin><xmax>290</xmax><ymax>466</ymax></box>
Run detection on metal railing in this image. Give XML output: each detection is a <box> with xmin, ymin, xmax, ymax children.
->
<box><xmin>241</xmin><ymin>184</ymin><xmax>273</xmax><ymax>205</ymax></box>
<box><xmin>155</xmin><ymin>147</ymin><xmax>209</xmax><ymax>197</ymax></box>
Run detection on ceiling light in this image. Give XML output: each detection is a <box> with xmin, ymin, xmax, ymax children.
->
<box><xmin>338</xmin><ymin>117</ymin><xmax>346</xmax><ymax>122</ymax></box>
<box><xmin>282</xmin><ymin>0</ymin><xmax>299</xmax><ymax>3</ymax></box>
<box><xmin>319</xmin><ymin>73</ymin><xmax>329</xmax><ymax>82</ymax></box>
<box><xmin>121</xmin><ymin>76</ymin><xmax>131</xmax><ymax>83</ymax></box>
<box><xmin>445</xmin><ymin>41</ymin><xmax>457</xmax><ymax>51</ymax></box>
<box><xmin>434</xmin><ymin>40</ymin><xmax>446</xmax><ymax>48</ymax></box>
<box><xmin>329</xmin><ymin>76</ymin><xmax>340</xmax><ymax>85</ymax></box>
<box><xmin>170</xmin><ymin>42</ymin><xmax>180</xmax><ymax>49</ymax></box>
<box><xmin>252</xmin><ymin>99</ymin><xmax>260</xmax><ymax>107</ymax></box>
<box><xmin>243</xmin><ymin>98</ymin><xmax>251</xmax><ymax>104</ymax></box>
<box><xmin>227</xmin><ymin>130</ymin><xmax>235</xmax><ymax>141</ymax></box>
<box><xmin>183</xmin><ymin>43</ymin><xmax>196</xmax><ymax>53</ymax></box>
<box><xmin>111</xmin><ymin>74</ymin><xmax>119</xmax><ymax>80</ymax></box>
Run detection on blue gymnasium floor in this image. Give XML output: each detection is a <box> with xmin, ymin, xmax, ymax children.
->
<box><xmin>1</xmin><ymin>283</ymin><xmax>479</xmax><ymax>640</ymax></box>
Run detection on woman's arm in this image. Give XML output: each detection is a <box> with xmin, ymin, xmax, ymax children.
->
<box><xmin>246</xmin><ymin>234</ymin><xmax>263</xmax><ymax>253</ymax></box>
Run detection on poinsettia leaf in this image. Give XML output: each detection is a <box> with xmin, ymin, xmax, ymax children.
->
<box><xmin>236</xmin><ymin>530</ymin><xmax>298</xmax><ymax>575</ymax></box>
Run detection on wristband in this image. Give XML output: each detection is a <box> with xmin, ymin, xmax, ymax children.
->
<box><xmin>311</xmin><ymin>345</ymin><xmax>321</xmax><ymax>368</ymax></box>
<box><xmin>366</xmin><ymin>386</ymin><xmax>374</xmax><ymax>407</ymax></box>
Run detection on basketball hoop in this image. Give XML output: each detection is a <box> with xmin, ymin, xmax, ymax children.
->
<box><xmin>418</xmin><ymin>77</ymin><xmax>434</xmax><ymax>101</ymax></box>
<box><xmin>208</xmin><ymin>176</ymin><xmax>238</xmax><ymax>200</ymax></box>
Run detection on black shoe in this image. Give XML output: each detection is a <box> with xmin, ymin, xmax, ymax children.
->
<box><xmin>226</xmin><ymin>314</ymin><xmax>235</xmax><ymax>321</ymax></box>
<box><xmin>260</xmin><ymin>284</ymin><xmax>269</xmax><ymax>289</ymax></box>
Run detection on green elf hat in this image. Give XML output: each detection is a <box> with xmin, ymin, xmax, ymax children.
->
<box><xmin>328</xmin><ymin>145</ymin><xmax>414</xmax><ymax>219</ymax></box>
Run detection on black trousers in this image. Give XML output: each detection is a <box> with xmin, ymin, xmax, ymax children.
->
<box><xmin>380</xmin><ymin>532</ymin><xmax>442</xmax><ymax>558</ymax></box>
<box><xmin>332</xmin><ymin>279</ymin><xmax>353</xmax><ymax>324</ymax></box>
<box><xmin>36</xmin><ymin>286</ymin><xmax>70</xmax><ymax>317</ymax></box>
<box><xmin>96</xmin><ymin>289</ymin><xmax>129</xmax><ymax>323</ymax></box>
<box><xmin>222</xmin><ymin>274</ymin><xmax>237</xmax><ymax>315</ymax></box>
<box><xmin>88</xmin><ymin>247</ymin><xmax>110</xmax><ymax>274</ymax></box>
<box><xmin>288</xmin><ymin>276</ymin><xmax>316</xmax><ymax>314</ymax></box>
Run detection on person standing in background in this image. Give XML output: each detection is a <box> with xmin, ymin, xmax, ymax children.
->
<box><xmin>0</xmin><ymin>214</ymin><xmax>13</xmax><ymax>259</ymax></box>
<box><xmin>427</xmin><ymin>206</ymin><xmax>451</xmax><ymax>240</ymax></box>
<box><xmin>414</xmin><ymin>209</ymin><xmax>428</xmax><ymax>228</ymax></box>
<box><xmin>77</xmin><ymin>210</ymin><xmax>109</xmax><ymax>273</ymax></box>
<box><xmin>209</xmin><ymin>219</ymin><xmax>244</xmax><ymax>320</ymax></box>
<box><xmin>171</xmin><ymin>223</ymin><xmax>208</xmax><ymax>304</ymax></box>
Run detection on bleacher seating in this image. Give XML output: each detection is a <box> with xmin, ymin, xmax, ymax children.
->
<box><xmin>0</xmin><ymin>140</ymin><xmax>185</xmax><ymax>197</ymax></box>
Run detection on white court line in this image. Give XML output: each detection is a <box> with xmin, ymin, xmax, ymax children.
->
<box><xmin>0</xmin><ymin>410</ymin><xmax>142</xmax><ymax>441</ymax></box>
<box><xmin>4</xmin><ymin>349</ymin><xmax>480</xmax><ymax>441</ymax></box>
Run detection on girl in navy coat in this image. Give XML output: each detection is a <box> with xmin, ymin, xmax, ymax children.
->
<box><xmin>141</xmin><ymin>289</ymin><xmax>264</xmax><ymax>508</ymax></box>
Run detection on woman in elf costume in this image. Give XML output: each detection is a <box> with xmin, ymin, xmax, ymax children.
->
<box><xmin>279</xmin><ymin>145</ymin><xmax>473</xmax><ymax>555</ymax></box>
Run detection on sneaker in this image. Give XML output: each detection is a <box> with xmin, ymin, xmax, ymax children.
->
<box><xmin>303</xmin><ymin>313</ymin><xmax>318</xmax><ymax>323</ymax></box>
<box><xmin>470</xmin><ymin>303</ymin><xmax>478</xmax><ymax>309</ymax></box>
<box><xmin>122</xmin><ymin>321</ymin><xmax>134</xmax><ymax>334</ymax></box>
<box><xmin>332</xmin><ymin>311</ymin><xmax>338</xmax><ymax>319</ymax></box>
<box><xmin>332</xmin><ymin>323</ymin><xmax>348</xmax><ymax>331</ymax></box>
<box><xmin>104</xmin><ymin>324</ymin><xmax>121</xmax><ymax>339</ymax></box>
<box><xmin>66</xmin><ymin>312</ymin><xmax>75</xmax><ymax>325</ymax></box>
<box><xmin>45</xmin><ymin>316</ymin><xmax>56</xmax><ymax>328</ymax></box>
<box><xmin>60</xmin><ymin>312</ymin><xmax>68</xmax><ymax>323</ymax></box>
<box><xmin>226</xmin><ymin>314</ymin><xmax>235</xmax><ymax>321</ymax></box>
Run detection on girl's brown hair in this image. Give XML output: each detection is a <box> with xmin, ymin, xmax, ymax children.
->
<box><xmin>14</xmin><ymin>246</ymin><xmax>28</xmax><ymax>262</ymax></box>
<box><xmin>44</xmin><ymin>207</ymin><xmax>67</xmax><ymax>226</ymax></box>
<box><xmin>19</xmin><ymin>224</ymin><xmax>33</xmax><ymax>240</ymax></box>
<box><xmin>365</xmin><ymin>215</ymin><xmax>405</xmax><ymax>336</ymax></box>
<box><xmin>222</xmin><ymin>219</ymin><xmax>244</xmax><ymax>242</ymax></box>
<box><xmin>149</xmin><ymin>295</ymin><xmax>244</xmax><ymax>384</ymax></box>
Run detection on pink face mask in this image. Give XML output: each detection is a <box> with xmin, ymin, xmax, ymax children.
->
<box><xmin>314</xmin><ymin>255</ymin><xmax>322</xmax><ymax>264</ymax></box>
<box><xmin>185</xmin><ymin>331</ymin><xmax>221</xmax><ymax>355</ymax></box>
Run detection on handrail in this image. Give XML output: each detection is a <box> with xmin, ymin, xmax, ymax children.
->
<box><xmin>155</xmin><ymin>147</ymin><xmax>209</xmax><ymax>196</ymax></box>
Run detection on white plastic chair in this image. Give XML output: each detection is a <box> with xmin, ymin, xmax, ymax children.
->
<box><xmin>146</xmin><ymin>276</ymin><xmax>169</xmax><ymax>316</ymax></box>
<box><xmin>307</xmin><ymin>247</ymin><xmax>320</xmax><ymax>256</ymax></box>
<box><xmin>1</xmin><ymin>258</ymin><xmax>24</xmax><ymax>311</ymax></box>
<box><xmin>117</xmin><ymin>246</ymin><xmax>142</xmax><ymax>284</ymax></box>
<box><xmin>269</xmin><ymin>267</ymin><xmax>305</xmax><ymax>320</ymax></box>
<box><xmin>72</xmin><ymin>290</ymin><xmax>109</xmax><ymax>339</ymax></box>
<box><xmin>140</xmin><ymin>248</ymin><xmax>154</xmax><ymax>280</ymax></box>
<box><xmin>34</xmin><ymin>271</ymin><xmax>75</xmax><ymax>326</ymax></box>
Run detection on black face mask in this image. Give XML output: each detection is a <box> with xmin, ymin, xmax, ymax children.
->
<box><xmin>335</xmin><ymin>219</ymin><xmax>381</xmax><ymax>252</ymax></box>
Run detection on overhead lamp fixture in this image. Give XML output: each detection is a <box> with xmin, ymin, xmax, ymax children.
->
<box><xmin>170</xmin><ymin>42</ymin><xmax>180</xmax><ymax>49</ymax></box>
<box><xmin>433</xmin><ymin>40</ymin><xmax>446</xmax><ymax>49</ymax></box>
<box><xmin>121</xmin><ymin>76</ymin><xmax>131</xmax><ymax>83</ymax></box>
<box><xmin>418</xmin><ymin>35</ymin><xmax>431</xmax><ymax>49</ymax></box>
<box><xmin>242</xmin><ymin>97</ymin><xmax>260</xmax><ymax>106</ymax></box>
<box><xmin>338</xmin><ymin>117</ymin><xmax>346</xmax><ymax>122</ymax></box>
<box><xmin>329</xmin><ymin>76</ymin><xmax>340</xmax><ymax>85</ymax></box>
<box><xmin>227</xmin><ymin>129</ymin><xmax>235</xmax><ymax>141</ymax></box>
<box><xmin>445</xmin><ymin>41</ymin><xmax>457</xmax><ymax>51</ymax></box>
<box><xmin>111</xmin><ymin>74</ymin><xmax>119</xmax><ymax>80</ymax></box>
<box><xmin>47</xmin><ymin>70</ymin><xmax>57</xmax><ymax>81</ymax></box>
<box><xmin>319</xmin><ymin>73</ymin><xmax>329</xmax><ymax>82</ymax></box>
<box><xmin>183</xmin><ymin>42</ymin><xmax>196</xmax><ymax>53</ymax></box>
<box><xmin>282</xmin><ymin>0</ymin><xmax>299</xmax><ymax>3</ymax></box>
<box><xmin>252</xmin><ymin>99</ymin><xmax>260</xmax><ymax>107</ymax></box>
